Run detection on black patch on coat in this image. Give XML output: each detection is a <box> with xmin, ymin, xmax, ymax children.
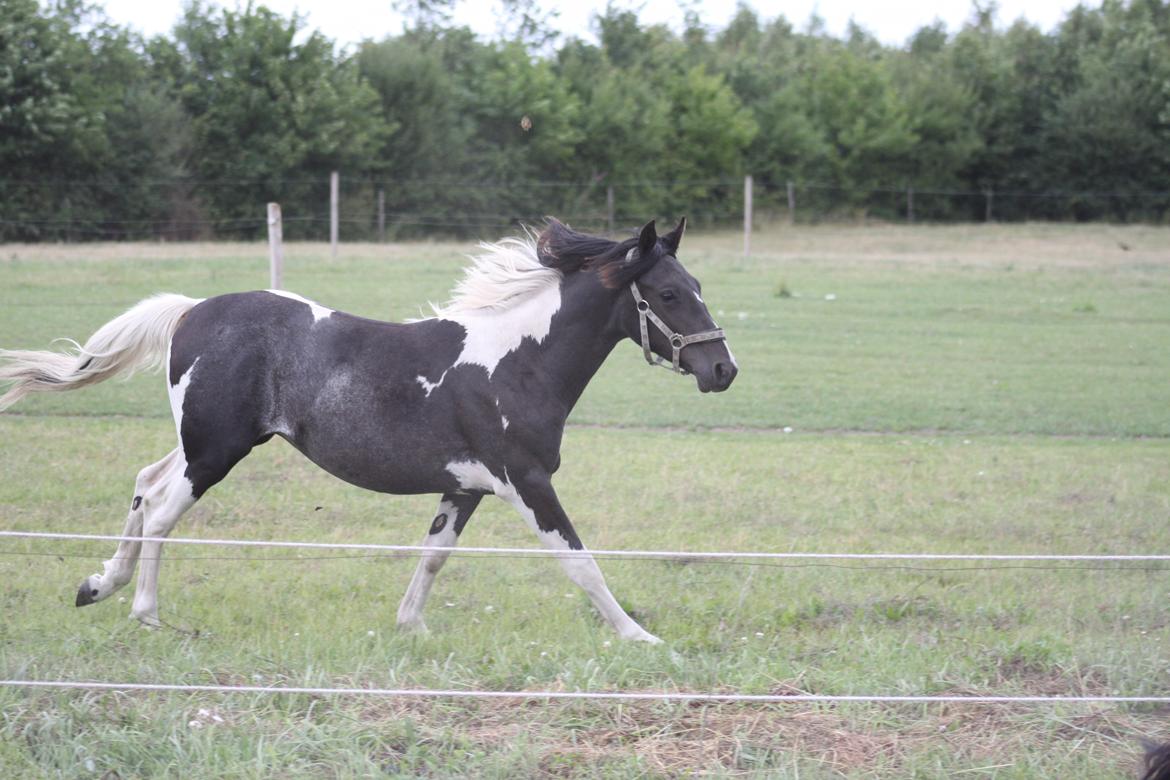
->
<box><xmin>429</xmin><ymin>513</ymin><xmax>448</xmax><ymax>535</ymax></box>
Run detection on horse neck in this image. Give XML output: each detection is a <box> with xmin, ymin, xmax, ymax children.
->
<box><xmin>536</xmin><ymin>272</ymin><xmax>624</xmax><ymax>413</ymax></box>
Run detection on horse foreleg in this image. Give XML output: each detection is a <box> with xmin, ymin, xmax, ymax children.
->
<box><xmin>76</xmin><ymin>448</ymin><xmax>181</xmax><ymax>608</ymax></box>
<box><xmin>505</xmin><ymin>474</ymin><xmax>661</xmax><ymax>643</ymax></box>
<box><xmin>397</xmin><ymin>492</ymin><xmax>482</xmax><ymax>632</ymax></box>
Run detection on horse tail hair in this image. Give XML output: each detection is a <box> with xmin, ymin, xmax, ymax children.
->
<box><xmin>0</xmin><ymin>294</ymin><xmax>202</xmax><ymax>411</ymax></box>
<box><xmin>1142</xmin><ymin>740</ymin><xmax>1170</xmax><ymax>780</ymax></box>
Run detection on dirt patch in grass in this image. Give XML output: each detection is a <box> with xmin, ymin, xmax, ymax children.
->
<box><xmin>338</xmin><ymin>685</ymin><xmax>1156</xmax><ymax>777</ymax></box>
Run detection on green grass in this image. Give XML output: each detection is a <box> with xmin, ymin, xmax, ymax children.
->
<box><xmin>1</xmin><ymin>224</ymin><xmax>1169</xmax><ymax>777</ymax></box>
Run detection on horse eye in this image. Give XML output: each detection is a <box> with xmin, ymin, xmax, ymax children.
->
<box><xmin>660</xmin><ymin>290</ymin><xmax>677</xmax><ymax>302</ymax></box>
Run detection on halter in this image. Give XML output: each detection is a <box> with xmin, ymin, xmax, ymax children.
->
<box><xmin>629</xmin><ymin>281</ymin><xmax>726</xmax><ymax>374</ymax></box>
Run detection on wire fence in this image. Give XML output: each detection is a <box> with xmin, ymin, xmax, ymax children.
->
<box><xmin>3</xmin><ymin>530</ymin><xmax>1170</xmax><ymax>565</ymax></box>
<box><xmin>3</xmin><ymin>174</ymin><xmax>1168</xmax><ymax>242</ymax></box>
<box><xmin>2</xmin><ymin>529</ymin><xmax>1167</xmax><ymax>705</ymax></box>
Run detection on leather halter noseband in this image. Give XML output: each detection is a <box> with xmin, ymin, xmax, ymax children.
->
<box><xmin>629</xmin><ymin>281</ymin><xmax>726</xmax><ymax>374</ymax></box>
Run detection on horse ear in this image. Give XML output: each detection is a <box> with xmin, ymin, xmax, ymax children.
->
<box><xmin>661</xmin><ymin>216</ymin><xmax>686</xmax><ymax>254</ymax></box>
<box><xmin>637</xmin><ymin>220</ymin><xmax>657</xmax><ymax>256</ymax></box>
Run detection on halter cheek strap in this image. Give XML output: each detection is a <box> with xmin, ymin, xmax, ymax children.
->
<box><xmin>629</xmin><ymin>281</ymin><xmax>726</xmax><ymax>374</ymax></box>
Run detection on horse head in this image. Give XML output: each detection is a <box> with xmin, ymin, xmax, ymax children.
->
<box><xmin>615</xmin><ymin>218</ymin><xmax>738</xmax><ymax>393</ymax></box>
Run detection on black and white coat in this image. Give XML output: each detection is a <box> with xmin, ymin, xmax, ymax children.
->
<box><xmin>0</xmin><ymin>218</ymin><xmax>737</xmax><ymax>641</ymax></box>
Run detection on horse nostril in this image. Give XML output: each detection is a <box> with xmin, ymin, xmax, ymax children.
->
<box><xmin>713</xmin><ymin>361</ymin><xmax>737</xmax><ymax>386</ymax></box>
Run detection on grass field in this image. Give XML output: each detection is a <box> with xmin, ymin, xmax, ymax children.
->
<box><xmin>1</xmin><ymin>224</ymin><xmax>1169</xmax><ymax>777</ymax></box>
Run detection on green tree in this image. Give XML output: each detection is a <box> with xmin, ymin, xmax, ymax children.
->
<box><xmin>799</xmin><ymin>43</ymin><xmax>917</xmax><ymax>214</ymax></box>
<box><xmin>168</xmin><ymin>2</ymin><xmax>387</xmax><ymax>235</ymax></box>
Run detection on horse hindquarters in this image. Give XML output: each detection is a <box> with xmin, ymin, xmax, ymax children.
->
<box><xmin>82</xmin><ymin>300</ymin><xmax>272</xmax><ymax>625</ymax></box>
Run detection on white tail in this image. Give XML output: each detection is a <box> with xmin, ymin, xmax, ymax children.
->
<box><xmin>0</xmin><ymin>294</ymin><xmax>203</xmax><ymax>411</ymax></box>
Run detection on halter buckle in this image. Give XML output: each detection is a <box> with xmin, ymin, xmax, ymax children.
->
<box><xmin>629</xmin><ymin>281</ymin><xmax>726</xmax><ymax>375</ymax></box>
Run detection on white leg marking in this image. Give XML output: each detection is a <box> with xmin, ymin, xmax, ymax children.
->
<box><xmin>501</xmin><ymin>489</ymin><xmax>661</xmax><ymax>644</ymax></box>
<box><xmin>79</xmin><ymin>449</ymin><xmax>181</xmax><ymax>604</ymax></box>
<box><xmin>442</xmin><ymin>459</ymin><xmax>659</xmax><ymax>642</ymax></box>
<box><xmin>127</xmin><ymin>356</ymin><xmax>199</xmax><ymax>625</ymax></box>
<box><xmin>266</xmin><ymin>289</ymin><xmax>334</xmax><ymax>323</ymax></box>
<box><xmin>128</xmin><ymin>451</ymin><xmax>195</xmax><ymax>626</ymax></box>
<box><xmin>397</xmin><ymin>499</ymin><xmax>459</xmax><ymax>631</ymax></box>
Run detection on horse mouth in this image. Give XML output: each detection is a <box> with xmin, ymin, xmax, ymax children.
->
<box><xmin>693</xmin><ymin>361</ymin><xmax>737</xmax><ymax>393</ymax></box>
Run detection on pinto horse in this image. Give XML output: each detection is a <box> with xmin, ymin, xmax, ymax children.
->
<box><xmin>0</xmin><ymin>218</ymin><xmax>736</xmax><ymax>642</ymax></box>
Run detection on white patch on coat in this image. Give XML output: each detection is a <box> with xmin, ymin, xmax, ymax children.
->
<box><xmin>501</xmin><ymin>416</ymin><xmax>510</xmax><ymax>430</ymax></box>
<box><xmin>167</xmin><ymin>358</ymin><xmax>199</xmax><ymax>441</ymax></box>
<box><xmin>266</xmin><ymin>289</ymin><xmax>333</xmax><ymax>323</ymax></box>
<box><xmin>416</xmin><ymin>371</ymin><xmax>447</xmax><ymax>397</ymax></box>
<box><xmin>425</xmin><ymin>236</ymin><xmax>563</xmax><ymax>377</ymax></box>
<box><xmin>444</xmin><ymin>284</ymin><xmax>560</xmax><ymax>376</ymax></box>
<box><xmin>445</xmin><ymin>460</ymin><xmax>508</xmax><ymax>494</ymax></box>
<box><xmin>694</xmin><ymin>291</ymin><xmax>705</xmax><ymax>304</ymax></box>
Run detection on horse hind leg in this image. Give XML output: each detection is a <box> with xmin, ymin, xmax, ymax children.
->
<box><xmin>396</xmin><ymin>492</ymin><xmax>483</xmax><ymax>632</ymax></box>
<box><xmin>126</xmin><ymin>449</ymin><xmax>201</xmax><ymax>626</ymax></box>
<box><xmin>75</xmin><ymin>448</ymin><xmax>181</xmax><ymax>608</ymax></box>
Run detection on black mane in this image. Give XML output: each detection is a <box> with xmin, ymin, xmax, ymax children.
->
<box><xmin>537</xmin><ymin>219</ymin><xmax>662</xmax><ymax>289</ymax></box>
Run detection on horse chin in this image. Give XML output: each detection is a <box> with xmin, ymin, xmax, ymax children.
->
<box><xmin>692</xmin><ymin>371</ymin><xmax>716</xmax><ymax>394</ymax></box>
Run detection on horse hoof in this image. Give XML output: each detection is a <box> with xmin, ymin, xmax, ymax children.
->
<box><xmin>75</xmin><ymin>579</ymin><xmax>98</xmax><ymax>607</ymax></box>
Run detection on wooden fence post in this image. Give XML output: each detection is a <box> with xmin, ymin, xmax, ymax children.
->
<box><xmin>786</xmin><ymin>180</ymin><xmax>796</xmax><ymax>224</ymax></box>
<box><xmin>743</xmin><ymin>174</ymin><xmax>753</xmax><ymax>259</ymax></box>
<box><xmin>984</xmin><ymin>186</ymin><xmax>994</xmax><ymax>222</ymax></box>
<box><xmin>267</xmin><ymin>202</ymin><xmax>283</xmax><ymax>290</ymax></box>
<box><xmin>377</xmin><ymin>187</ymin><xmax>385</xmax><ymax>243</ymax></box>
<box><xmin>330</xmin><ymin>171</ymin><xmax>339</xmax><ymax>258</ymax></box>
<box><xmin>907</xmin><ymin>185</ymin><xmax>915</xmax><ymax>223</ymax></box>
<box><xmin>606</xmin><ymin>185</ymin><xmax>615</xmax><ymax>234</ymax></box>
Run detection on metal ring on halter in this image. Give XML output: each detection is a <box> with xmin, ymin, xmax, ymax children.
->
<box><xmin>629</xmin><ymin>281</ymin><xmax>726</xmax><ymax>374</ymax></box>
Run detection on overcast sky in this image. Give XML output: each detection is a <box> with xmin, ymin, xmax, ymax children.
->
<box><xmin>99</xmin><ymin>0</ymin><xmax>1086</xmax><ymax>49</ymax></box>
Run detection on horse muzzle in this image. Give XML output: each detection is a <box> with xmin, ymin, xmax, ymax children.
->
<box><xmin>693</xmin><ymin>358</ymin><xmax>737</xmax><ymax>393</ymax></box>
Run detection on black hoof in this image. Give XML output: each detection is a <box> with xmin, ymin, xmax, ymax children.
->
<box><xmin>75</xmin><ymin>581</ymin><xmax>98</xmax><ymax>607</ymax></box>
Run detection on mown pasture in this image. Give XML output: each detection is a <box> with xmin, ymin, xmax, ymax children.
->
<box><xmin>1</xmin><ymin>224</ymin><xmax>1169</xmax><ymax>777</ymax></box>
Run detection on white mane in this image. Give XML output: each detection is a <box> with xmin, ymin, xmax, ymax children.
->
<box><xmin>430</xmin><ymin>234</ymin><xmax>563</xmax><ymax>317</ymax></box>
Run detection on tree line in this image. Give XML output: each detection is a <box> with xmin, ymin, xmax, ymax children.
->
<box><xmin>3</xmin><ymin>0</ymin><xmax>1168</xmax><ymax>241</ymax></box>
